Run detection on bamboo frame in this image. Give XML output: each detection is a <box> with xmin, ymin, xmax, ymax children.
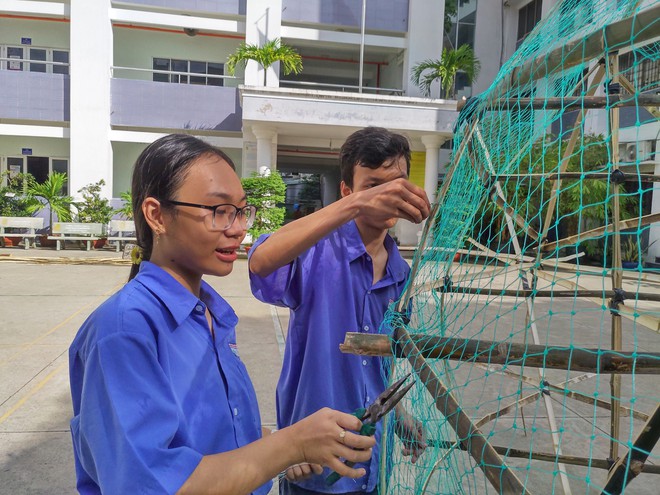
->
<box><xmin>491</xmin><ymin>172</ymin><xmax>660</xmax><ymax>182</ymax></box>
<box><xmin>490</xmin><ymin>94</ymin><xmax>660</xmax><ymax>110</ymax></box>
<box><xmin>340</xmin><ymin>332</ymin><xmax>660</xmax><ymax>374</ymax></box>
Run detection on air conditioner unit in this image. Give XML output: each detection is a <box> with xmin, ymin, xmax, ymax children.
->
<box><xmin>619</xmin><ymin>141</ymin><xmax>654</xmax><ymax>163</ymax></box>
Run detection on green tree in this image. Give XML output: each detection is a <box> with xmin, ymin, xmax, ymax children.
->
<box><xmin>114</xmin><ymin>190</ymin><xmax>133</xmax><ymax>220</ymax></box>
<box><xmin>0</xmin><ymin>172</ymin><xmax>38</xmax><ymax>217</ymax></box>
<box><xmin>411</xmin><ymin>44</ymin><xmax>481</xmax><ymax>98</ymax></box>
<box><xmin>241</xmin><ymin>172</ymin><xmax>286</xmax><ymax>241</ymax></box>
<box><xmin>226</xmin><ymin>38</ymin><xmax>303</xmax><ymax>85</ymax></box>
<box><xmin>26</xmin><ymin>172</ymin><xmax>74</xmax><ymax>233</ymax></box>
<box><xmin>76</xmin><ymin>179</ymin><xmax>114</xmax><ymax>227</ymax></box>
<box><xmin>444</xmin><ymin>0</ymin><xmax>457</xmax><ymax>34</ymax></box>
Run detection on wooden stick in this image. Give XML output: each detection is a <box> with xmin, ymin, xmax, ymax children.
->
<box><xmin>426</xmin><ymin>440</ymin><xmax>660</xmax><ymax>474</ymax></box>
<box><xmin>340</xmin><ymin>332</ymin><xmax>660</xmax><ymax>374</ymax></box>
<box><xmin>541</xmin><ymin>212</ymin><xmax>660</xmax><ymax>252</ymax></box>
<box><xmin>490</xmin><ymin>172</ymin><xmax>660</xmax><ymax>182</ymax></box>
<box><xmin>602</xmin><ymin>404</ymin><xmax>660</xmax><ymax>494</ymax></box>
<box><xmin>432</xmin><ymin>284</ymin><xmax>660</xmax><ymax>303</ymax></box>
<box><xmin>392</xmin><ymin>327</ymin><xmax>532</xmax><ymax>494</ymax></box>
<box><xmin>490</xmin><ymin>94</ymin><xmax>660</xmax><ymax>110</ymax></box>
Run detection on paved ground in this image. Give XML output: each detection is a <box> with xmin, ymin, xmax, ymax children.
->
<box><xmin>1</xmin><ymin>244</ymin><xmax>658</xmax><ymax>494</ymax></box>
<box><xmin>0</xmin><ymin>246</ymin><xmax>288</xmax><ymax>494</ymax></box>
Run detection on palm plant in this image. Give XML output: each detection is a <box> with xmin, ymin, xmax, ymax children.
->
<box><xmin>115</xmin><ymin>190</ymin><xmax>133</xmax><ymax>220</ymax></box>
<box><xmin>26</xmin><ymin>172</ymin><xmax>73</xmax><ymax>233</ymax></box>
<box><xmin>411</xmin><ymin>44</ymin><xmax>480</xmax><ymax>98</ymax></box>
<box><xmin>226</xmin><ymin>38</ymin><xmax>303</xmax><ymax>85</ymax></box>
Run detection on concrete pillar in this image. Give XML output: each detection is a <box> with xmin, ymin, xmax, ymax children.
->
<box><xmin>421</xmin><ymin>134</ymin><xmax>446</xmax><ymax>204</ymax></box>
<box><xmin>69</xmin><ymin>0</ymin><xmax>113</xmax><ymax>198</ymax></box>
<box><xmin>320</xmin><ymin>172</ymin><xmax>340</xmax><ymax>207</ymax></box>
<box><xmin>405</xmin><ymin>0</ymin><xmax>445</xmax><ymax>97</ymax></box>
<box><xmin>649</xmin><ymin>160</ymin><xmax>660</xmax><ymax>264</ymax></box>
<box><xmin>244</xmin><ymin>0</ymin><xmax>282</xmax><ymax>87</ymax></box>
<box><xmin>252</xmin><ymin>125</ymin><xmax>277</xmax><ymax>172</ymax></box>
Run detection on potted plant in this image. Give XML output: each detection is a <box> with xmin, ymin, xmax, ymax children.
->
<box><xmin>114</xmin><ymin>190</ymin><xmax>133</xmax><ymax>220</ymax></box>
<box><xmin>240</xmin><ymin>171</ymin><xmax>286</xmax><ymax>250</ymax></box>
<box><xmin>411</xmin><ymin>44</ymin><xmax>481</xmax><ymax>98</ymax></box>
<box><xmin>0</xmin><ymin>172</ymin><xmax>38</xmax><ymax>246</ymax></box>
<box><xmin>75</xmin><ymin>179</ymin><xmax>114</xmax><ymax>248</ymax></box>
<box><xmin>622</xmin><ymin>237</ymin><xmax>656</xmax><ymax>270</ymax></box>
<box><xmin>26</xmin><ymin>172</ymin><xmax>74</xmax><ymax>246</ymax></box>
<box><xmin>226</xmin><ymin>38</ymin><xmax>303</xmax><ymax>85</ymax></box>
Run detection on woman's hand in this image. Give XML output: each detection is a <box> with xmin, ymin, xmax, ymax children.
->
<box><xmin>283</xmin><ymin>463</ymin><xmax>323</xmax><ymax>482</ymax></box>
<box><xmin>286</xmin><ymin>407</ymin><xmax>376</xmax><ymax>479</ymax></box>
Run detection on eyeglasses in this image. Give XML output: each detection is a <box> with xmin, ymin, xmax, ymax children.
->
<box><xmin>163</xmin><ymin>200</ymin><xmax>257</xmax><ymax>232</ymax></box>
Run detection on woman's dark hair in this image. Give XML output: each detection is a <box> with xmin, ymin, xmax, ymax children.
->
<box><xmin>339</xmin><ymin>127</ymin><xmax>411</xmax><ymax>188</ymax></box>
<box><xmin>128</xmin><ymin>134</ymin><xmax>235</xmax><ymax>280</ymax></box>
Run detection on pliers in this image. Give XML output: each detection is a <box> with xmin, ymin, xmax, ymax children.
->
<box><xmin>326</xmin><ymin>373</ymin><xmax>414</xmax><ymax>485</ymax></box>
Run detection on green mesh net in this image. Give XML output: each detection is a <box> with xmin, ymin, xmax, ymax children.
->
<box><xmin>343</xmin><ymin>1</ymin><xmax>660</xmax><ymax>493</ymax></box>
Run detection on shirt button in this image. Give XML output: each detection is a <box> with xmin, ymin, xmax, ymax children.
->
<box><xmin>195</xmin><ymin>305</ymin><xmax>203</xmax><ymax>312</ymax></box>
<box><xmin>367</xmin><ymin>290</ymin><xmax>372</xmax><ymax>295</ymax></box>
<box><xmin>362</xmin><ymin>360</ymin><xmax>367</xmax><ymax>366</ymax></box>
<box><xmin>233</xmin><ymin>408</ymin><xmax>238</xmax><ymax>416</ymax></box>
<box><xmin>366</xmin><ymin>256</ymin><xmax>371</xmax><ymax>261</ymax></box>
<box><xmin>363</xmin><ymin>325</ymin><xmax>369</xmax><ymax>331</ymax></box>
<box><xmin>366</xmin><ymin>396</ymin><xmax>371</xmax><ymax>403</ymax></box>
<box><xmin>362</xmin><ymin>484</ymin><xmax>367</xmax><ymax>490</ymax></box>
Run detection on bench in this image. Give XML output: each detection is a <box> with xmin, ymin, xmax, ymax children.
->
<box><xmin>0</xmin><ymin>216</ymin><xmax>44</xmax><ymax>249</ymax></box>
<box><xmin>48</xmin><ymin>222</ymin><xmax>103</xmax><ymax>251</ymax></box>
<box><xmin>107</xmin><ymin>219</ymin><xmax>137</xmax><ymax>252</ymax></box>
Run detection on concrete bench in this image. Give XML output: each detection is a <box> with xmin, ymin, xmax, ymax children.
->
<box><xmin>107</xmin><ymin>219</ymin><xmax>137</xmax><ymax>252</ymax></box>
<box><xmin>48</xmin><ymin>222</ymin><xmax>103</xmax><ymax>251</ymax></box>
<box><xmin>0</xmin><ymin>216</ymin><xmax>44</xmax><ymax>249</ymax></box>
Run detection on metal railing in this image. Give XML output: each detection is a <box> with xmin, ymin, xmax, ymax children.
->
<box><xmin>280</xmin><ymin>79</ymin><xmax>404</xmax><ymax>96</ymax></box>
<box><xmin>111</xmin><ymin>65</ymin><xmax>240</xmax><ymax>85</ymax></box>
<box><xmin>0</xmin><ymin>57</ymin><xmax>69</xmax><ymax>72</ymax></box>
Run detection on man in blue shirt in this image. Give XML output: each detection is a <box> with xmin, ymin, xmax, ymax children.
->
<box><xmin>249</xmin><ymin>127</ymin><xmax>431</xmax><ymax>494</ymax></box>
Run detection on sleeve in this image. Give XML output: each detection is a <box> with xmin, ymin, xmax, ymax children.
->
<box><xmin>248</xmin><ymin>233</ymin><xmax>303</xmax><ymax>309</ymax></box>
<box><xmin>71</xmin><ymin>332</ymin><xmax>203</xmax><ymax>495</ymax></box>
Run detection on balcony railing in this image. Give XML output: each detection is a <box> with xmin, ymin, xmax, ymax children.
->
<box><xmin>111</xmin><ymin>66</ymin><xmax>241</xmax><ymax>87</ymax></box>
<box><xmin>0</xmin><ymin>57</ymin><xmax>69</xmax><ymax>74</ymax></box>
<box><xmin>280</xmin><ymin>79</ymin><xmax>403</xmax><ymax>96</ymax></box>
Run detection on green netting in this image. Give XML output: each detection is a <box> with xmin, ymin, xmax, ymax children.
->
<box><xmin>376</xmin><ymin>1</ymin><xmax>660</xmax><ymax>493</ymax></box>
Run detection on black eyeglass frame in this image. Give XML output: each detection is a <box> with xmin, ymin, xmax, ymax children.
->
<box><xmin>162</xmin><ymin>199</ymin><xmax>257</xmax><ymax>231</ymax></box>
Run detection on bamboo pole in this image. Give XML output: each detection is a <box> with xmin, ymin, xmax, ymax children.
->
<box><xmin>427</xmin><ymin>440</ymin><xmax>660</xmax><ymax>475</ymax></box>
<box><xmin>490</xmin><ymin>172</ymin><xmax>660</xmax><ymax>182</ymax></box>
<box><xmin>541</xmin><ymin>212</ymin><xmax>660</xmax><ymax>252</ymax></box>
<box><xmin>490</xmin><ymin>94</ymin><xmax>660</xmax><ymax>110</ymax></box>
<box><xmin>340</xmin><ymin>332</ymin><xmax>660</xmax><ymax>374</ymax></box>
<box><xmin>392</xmin><ymin>327</ymin><xmax>532</xmax><ymax>494</ymax></box>
<box><xmin>602</xmin><ymin>404</ymin><xmax>660</xmax><ymax>494</ymax></box>
<box><xmin>432</xmin><ymin>284</ymin><xmax>660</xmax><ymax>303</ymax></box>
<box><xmin>608</xmin><ymin>53</ymin><xmax>624</xmax><ymax>462</ymax></box>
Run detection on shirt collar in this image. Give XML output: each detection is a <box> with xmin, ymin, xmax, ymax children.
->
<box><xmin>339</xmin><ymin>221</ymin><xmax>408</xmax><ymax>283</ymax></box>
<box><xmin>134</xmin><ymin>261</ymin><xmax>236</xmax><ymax>328</ymax></box>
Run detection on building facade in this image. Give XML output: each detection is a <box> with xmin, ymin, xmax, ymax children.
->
<box><xmin>0</xmin><ymin>0</ymin><xmax>657</xmax><ymax>248</ymax></box>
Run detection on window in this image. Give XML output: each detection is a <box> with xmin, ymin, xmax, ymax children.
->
<box><xmin>443</xmin><ymin>0</ymin><xmax>478</xmax><ymax>98</ymax></box>
<box><xmin>152</xmin><ymin>58</ymin><xmax>224</xmax><ymax>86</ymax></box>
<box><xmin>2</xmin><ymin>157</ymin><xmax>69</xmax><ymax>193</ymax></box>
<box><xmin>619</xmin><ymin>42</ymin><xmax>660</xmax><ymax>92</ymax></box>
<box><xmin>517</xmin><ymin>0</ymin><xmax>542</xmax><ymax>46</ymax></box>
<box><xmin>1</xmin><ymin>45</ymin><xmax>69</xmax><ymax>74</ymax></box>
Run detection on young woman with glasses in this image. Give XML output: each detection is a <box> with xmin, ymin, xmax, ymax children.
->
<box><xmin>68</xmin><ymin>134</ymin><xmax>375</xmax><ymax>495</ymax></box>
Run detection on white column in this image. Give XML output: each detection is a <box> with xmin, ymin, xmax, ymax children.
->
<box><xmin>69</xmin><ymin>0</ymin><xmax>113</xmax><ymax>198</ymax></box>
<box><xmin>252</xmin><ymin>125</ymin><xmax>277</xmax><ymax>172</ymax></box>
<box><xmin>405</xmin><ymin>0</ymin><xmax>445</xmax><ymax>97</ymax></box>
<box><xmin>649</xmin><ymin>160</ymin><xmax>660</xmax><ymax>264</ymax></box>
<box><xmin>421</xmin><ymin>134</ymin><xmax>446</xmax><ymax>204</ymax></box>
<box><xmin>320</xmin><ymin>173</ymin><xmax>340</xmax><ymax>207</ymax></box>
<box><xmin>244</xmin><ymin>0</ymin><xmax>282</xmax><ymax>87</ymax></box>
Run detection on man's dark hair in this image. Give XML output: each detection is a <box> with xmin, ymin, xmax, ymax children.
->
<box><xmin>339</xmin><ymin>127</ymin><xmax>411</xmax><ymax>188</ymax></box>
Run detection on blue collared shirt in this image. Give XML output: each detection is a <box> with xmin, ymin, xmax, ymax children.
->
<box><xmin>249</xmin><ymin>221</ymin><xmax>409</xmax><ymax>493</ymax></box>
<box><xmin>69</xmin><ymin>261</ymin><xmax>270</xmax><ymax>495</ymax></box>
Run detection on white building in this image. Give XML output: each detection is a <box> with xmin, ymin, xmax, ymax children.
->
<box><xmin>0</xmin><ymin>0</ymin><xmax>657</xmax><ymax>249</ymax></box>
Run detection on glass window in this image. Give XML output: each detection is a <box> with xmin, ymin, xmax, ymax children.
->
<box><xmin>52</xmin><ymin>159</ymin><xmax>69</xmax><ymax>194</ymax></box>
<box><xmin>171</xmin><ymin>59</ymin><xmax>188</xmax><ymax>84</ymax></box>
<box><xmin>517</xmin><ymin>0</ymin><xmax>542</xmax><ymax>43</ymax></box>
<box><xmin>207</xmin><ymin>62</ymin><xmax>224</xmax><ymax>87</ymax></box>
<box><xmin>7</xmin><ymin>47</ymin><xmax>24</xmax><ymax>71</ymax></box>
<box><xmin>6</xmin><ymin>157</ymin><xmax>24</xmax><ymax>180</ymax></box>
<box><xmin>190</xmin><ymin>61</ymin><xmax>207</xmax><ymax>85</ymax></box>
<box><xmin>52</xmin><ymin>50</ymin><xmax>69</xmax><ymax>75</ymax></box>
<box><xmin>29</xmin><ymin>48</ymin><xmax>47</xmax><ymax>73</ymax></box>
<box><xmin>153</xmin><ymin>58</ymin><xmax>170</xmax><ymax>82</ymax></box>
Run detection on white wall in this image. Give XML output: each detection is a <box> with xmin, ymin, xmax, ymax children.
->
<box><xmin>0</xmin><ymin>18</ymin><xmax>69</xmax><ymax>49</ymax></box>
<box><xmin>405</xmin><ymin>0</ymin><xmax>444</xmax><ymax>97</ymax></box>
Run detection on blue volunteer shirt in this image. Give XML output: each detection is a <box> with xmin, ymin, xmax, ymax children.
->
<box><xmin>69</xmin><ymin>261</ymin><xmax>270</xmax><ymax>495</ymax></box>
<box><xmin>249</xmin><ymin>220</ymin><xmax>410</xmax><ymax>493</ymax></box>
